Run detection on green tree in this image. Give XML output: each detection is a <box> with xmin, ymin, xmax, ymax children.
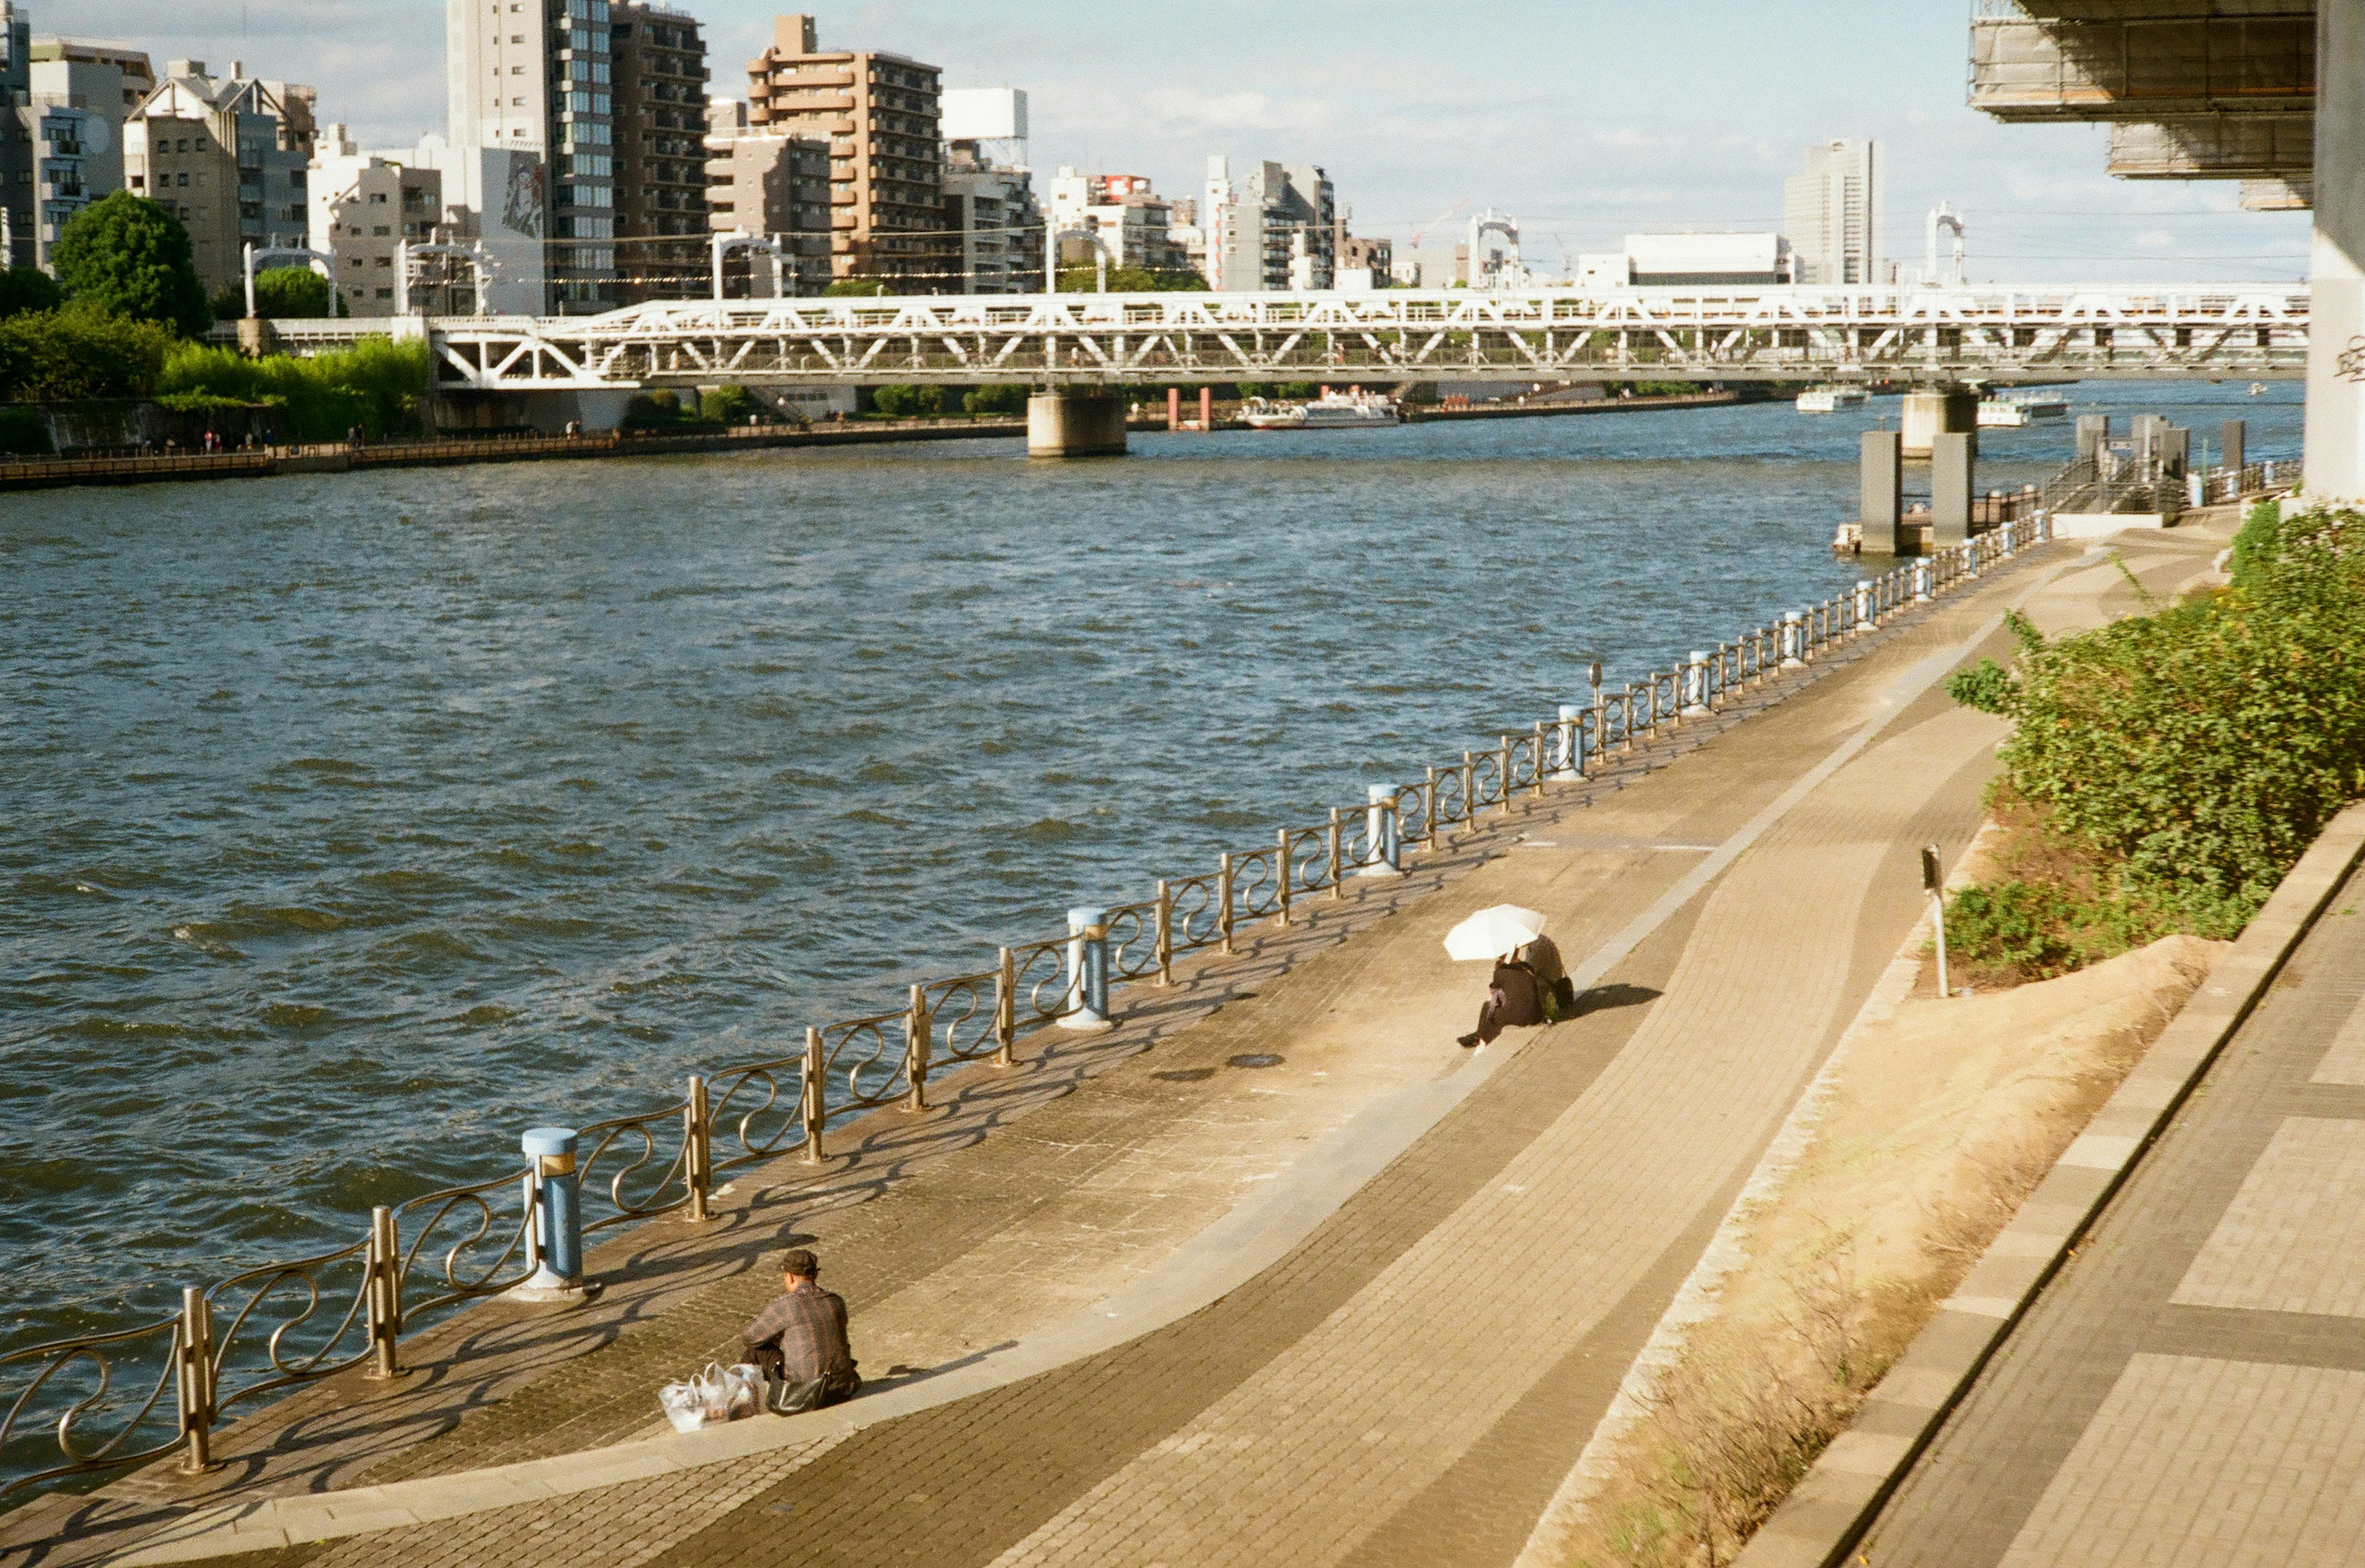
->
<box><xmin>913</xmin><ymin>384</ymin><xmax>945</xmax><ymax>416</ymax></box>
<box><xmin>962</xmin><ymin>383</ymin><xmax>1027</xmax><ymax>415</ymax></box>
<box><xmin>870</xmin><ymin>383</ymin><xmax>917</xmax><ymax>416</ymax></box>
<box><xmin>53</xmin><ymin>192</ymin><xmax>211</xmax><ymax>336</ymax></box>
<box><xmin>701</xmin><ymin>384</ymin><xmax>756</xmax><ymax>424</ymax></box>
<box><xmin>823</xmin><ymin>278</ymin><xmax>892</xmax><ymax>297</ymax></box>
<box><xmin>254</xmin><ymin>267</ymin><xmax>337</xmax><ymax>319</ymax></box>
<box><xmin>1054</xmin><ymin>264</ymin><xmax>1209</xmax><ymax>293</ymax></box>
<box><xmin>0</xmin><ymin>268</ymin><xmax>62</xmax><ymax>320</ymax></box>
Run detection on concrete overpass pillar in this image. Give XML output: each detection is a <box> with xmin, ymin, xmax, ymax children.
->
<box><xmin>2305</xmin><ymin>0</ymin><xmax>2365</xmax><ymax>503</ymax></box>
<box><xmin>1900</xmin><ymin>388</ymin><xmax>1978</xmax><ymax>458</ymax></box>
<box><xmin>1859</xmin><ymin>430</ymin><xmax>1902</xmax><ymax>554</ymax></box>
<box><xmin>1027</xmin><ymin>391</ymin><xmax>1128</xmax><ymax>458</ymax></box>
<box><xmin>1931</xmin><ymin>431</ymin><xmax>1975</xmax><ymax>547</ymax></box>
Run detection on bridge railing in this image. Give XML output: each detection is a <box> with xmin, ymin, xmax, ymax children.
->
<box><xmin>0</xmin><ymin>515</ymin><xmax>2060</xmax><ymax>1506</ymax></box>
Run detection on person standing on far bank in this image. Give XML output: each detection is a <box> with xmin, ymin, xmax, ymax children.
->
<box><xmin>740</xmin><ymin>1248</ymin><xmax>860</xmax><ymax>1413</ymax></box>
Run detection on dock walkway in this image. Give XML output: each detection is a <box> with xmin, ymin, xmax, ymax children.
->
<box><xmin>2</xmin><ymin>522</ymin><xmax>2230</xmax><ymax>1568</ymax></box>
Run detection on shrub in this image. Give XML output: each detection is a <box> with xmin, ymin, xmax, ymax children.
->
<box><xmin>963</xmin><ymin>383</ymin><xmax>1027</xmax><ymax>415</ymax></box>
<box><xmin>913</xmin><ymin>384</ymin><xmax>945</xmax><ymax>416</ymax></box>
<box><xmin>1946</xmin><ymin>505</ymin><xmax>2365</xmax><ymax>975</ymax></box>
<box><xmin>700</xmin><ymin>384</ymin><xmax>755</xmax><ymax>424</ymax></box>
<box><xmin>870</xmin><ymin>383</ymin><xmax>918</xmax><ymax>417</ymax></box>
<box><xmin>822</xmin><ymin>278</ymin><xmax>891</xmax><ymax>297</ymax></box>
<box><xmin>155</xmin><ymin>334</ymin><xmax>429</xmax><ymax>440</ymax></box>
<box><xmin>54</xmin><ymin>192</ymin><xmax>211</xmax><ymax>336</ymax></box>
<box><xmin>0</xmin><ymin>310</ymin><xmax>176</xmax><ymax>401</ymax></box>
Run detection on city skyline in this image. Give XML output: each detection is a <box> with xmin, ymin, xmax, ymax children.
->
<box><xmin>61</xmin><ymin>0</ymin><xmax>2313</xmax><ymax>286</ymax></box>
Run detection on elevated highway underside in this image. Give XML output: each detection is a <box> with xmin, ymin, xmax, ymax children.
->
<box><xmin>264</xmin><ymin>285</ymin><xmax>2310</xmax><ymax>393</ymax></box>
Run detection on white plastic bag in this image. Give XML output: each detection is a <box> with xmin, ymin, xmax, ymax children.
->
<box><xmin>658</xmin><ymin>1378</ymin><xmax>707</xmax><ymax>1433</ymax></box>
<box><xmin>660</xmin><ymin>1362</ymin><xmax>766</xmax><ymax>1433</ymax></box>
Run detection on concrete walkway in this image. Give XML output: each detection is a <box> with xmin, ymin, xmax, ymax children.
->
<box><xmin>2</xmin><ymin>527</ymin><xmax>2167</xmax><ymax>1568</ymax></box>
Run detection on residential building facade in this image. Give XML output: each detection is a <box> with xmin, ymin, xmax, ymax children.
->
<box><xmin>944</xmin><ymin>140</ymin><xmax>1038</xmax><ymax>293</ymax></box>
<box><xmin>1784</xmin><ymin>137</ymin><xmax>1880</xmax><ymax>286</ymax></box>
<box><xmin>310</xmin><ymin>123</ymin><xmax>443</xmax><ymax>315</ymax></box>
<box><xmin>0</xmin><ymin>4</ymin><xmax>27</xmax><ymax>267</ymax></box>
<box><xmin>445</xmin><ymin>0</ymin><xmax>616</xmax><ymax>312</ymax></box>
<box><xmin>123</xmin><ymin>60</ymin><xmax>317</xmax><ymax>298</ymax></box>
<box><xmin>744</xmin><ymin>13</ymin><xmax>950</xmax><ymax>288</ymax></box>
<box><xmin>702</xmin><ymin>95</ymin><xmax>830</xmax><ymax>294</ymax></box>
<box><xmin>1046</xmin><ymin>168</ymin><xmax>1189</xmax><ymax>279</ymax></box>
<box><xmin>609</xmin><ymin>1</ymin><xmax>707</xmax><ymax>302</ymax></box>
<box><xmin>2</xmin><ymin>8</ymin><xmax>148</xmax><ymax>271</ymax></box>
<box><xmin>1335</xmin><ymin>228</ymin><xmax>1391</xmax><ymax>290</ymax></box>
<box><xmin>1204</xmin><ymin>155</ymin><xmax>1333</xmax><ymax>291</ymax></box>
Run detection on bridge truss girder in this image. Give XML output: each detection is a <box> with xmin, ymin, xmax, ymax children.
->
<box><xmin>396</xmin><ymin>286</ymin><xmax>2312</xmax><ymax>390</ymax></box>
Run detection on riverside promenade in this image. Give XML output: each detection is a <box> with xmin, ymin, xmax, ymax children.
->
<box><xmin>0</xmin><ymin>521</ymin><xmax>2228</xmax><ymax>1568</ymax></box>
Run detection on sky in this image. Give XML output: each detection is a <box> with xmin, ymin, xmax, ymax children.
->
<box><xmin>67</xmin><ymin>0</ymin><xmax>2314</xmax><ymax>286</ymax></box>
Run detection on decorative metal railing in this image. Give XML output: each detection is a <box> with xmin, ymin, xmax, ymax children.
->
<box><xmin>0</xmin><ymin>514</ymin><xmax>2068</xmax><ymax>1505</ymax></box>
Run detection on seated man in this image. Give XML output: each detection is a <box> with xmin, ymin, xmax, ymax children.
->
<box><xmin>740</xmin><ymin>1247</ymin><xmax>860</xmax><ymax>1413</ymax></box>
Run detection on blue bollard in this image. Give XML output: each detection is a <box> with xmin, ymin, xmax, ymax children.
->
<box><xmin>515</xmin><ymin>1126</ymin><xmax>584</xmax><ymax>1298</ymax></box>
<box><xmin>1059</xmin><ymin>905</ymin><xmax>1114</xmax><ymax>1031</ymax></box>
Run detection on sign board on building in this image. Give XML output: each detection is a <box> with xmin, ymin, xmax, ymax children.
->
<box><xmin>942</xmin><ymin>87</ymin><xmax>1027</xmax><ymax>143</ymax></box>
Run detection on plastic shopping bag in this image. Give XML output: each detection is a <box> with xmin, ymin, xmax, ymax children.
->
<box><xmin>658</xmin><ymin>1378</ymin><xmax>708</xmax><ymax>1433</ymax></box>
<box><xmin>659</xmin><ymin>1362</ymin><xmax>766</xmax><ymax>1433</ymax></box>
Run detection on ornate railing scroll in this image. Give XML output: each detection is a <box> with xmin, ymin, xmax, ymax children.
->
<box><xmin>1007</xmin><ymin>932</ymin><xmax>1075</xmax><ymax>1028</ymax></box>
<box><xmin>0</xmin><ymin>1313</ymin><xmax>185</xmax><ymax>1500</ymax></box>
<box><xmin>923</xmin><ymin>968</ymin><xmax>1001</xmax><ymax>1067</ymax></box>
<box><xmin>575</xmin><ymin>1095</ymin><xmax>697</xmax><ymax>1237</ymax></box>
<box><xmin>203</xmin><ymin>1235</ymin><xmax>377</xmax><ymax>1417</ymax></box>
<box><xmin>814</xmin><ymin>1008</ymin><xmax>915</xmax><ymax>1120</ymax></box>
<box><xmin>706</xmin><ymin>1049</ymin><xmax>813</xmax><ymax>1175</ymax></box>
<box><xmin>387</xmin><ymin>1166</ymin><xmax>537</xmax><ymax>1324</ymax></box>
<box><xmin>1105</xmin><ymin>900</ymin><xmax>1163</xmax><ymax>984</ymax></box>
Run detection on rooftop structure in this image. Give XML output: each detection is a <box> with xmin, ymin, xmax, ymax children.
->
<box><xmin>122</xmin><ymin>58</ymin><xmax>317</xmax><ymax>297</ymax></box>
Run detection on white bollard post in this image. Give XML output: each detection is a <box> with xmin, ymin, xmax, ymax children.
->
<box><xmin>1681</xmin><ymin>651</ymin><xmax>1711</xmax><ymax>716</ymax></box>
<box><xmin>1853</xmin><ymin>578</ymin><xmax>1872</xmax><ymax>629</ymax></box>
<box><xmin>1780</xmin><ymin>612</ymin><xmax>1805</xmax><ymax>669</ymax></box>
<box><xmin>1552</xmin><ymin>703</ymin><xmax>1582</xmax><ymax>780</ymax></box>
<box><xmin>1912</xmin><ymin>559</ymin><xmax>1933</xmax><ymax>604</ymax></box>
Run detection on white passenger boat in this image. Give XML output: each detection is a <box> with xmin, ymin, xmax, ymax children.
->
<box><xmin>1241</xmin><ymin>389</ymin><xmax>1399</xmax><ymax>429</ymax></box>
<box><xmin>1977</xmin><ymin>392</ymin><xmax>2071</xmax><ymax>427</ymax></box>
<box><xmin>1795</xmin><ymin>386</ymin><xmax>1867</xmax><ymax>413</ymax></box>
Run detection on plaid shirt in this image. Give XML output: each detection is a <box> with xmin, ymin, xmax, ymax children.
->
<box><xmin>741</xmin><ymin>1282</ymin><xmax>855</xmax><ymax>1384</ymax></box>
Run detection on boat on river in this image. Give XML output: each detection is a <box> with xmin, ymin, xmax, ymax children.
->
<box><xmin>1241</xmin><ymin>389</ymin><xmax>1399</xmax><ymax>429</ymax></box>
<box><xmin>1795</xmin><ymin>386</ymin><xmax>1868</xmax><ymax>413</ymax></box>
<box><xmin>1977</xmin><ymin>392</ymin><xmax>2070</xmax><ymax>428</ymax></box>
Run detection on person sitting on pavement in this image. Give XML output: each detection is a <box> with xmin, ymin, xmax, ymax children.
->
<box><xmin>1457</xmin><ymin>934</ymin><xmax>1582</xmax><ymax>1049</ymax></box>
<box><xmin>740</xmin><ymin>1247</ymin><xmax>860</xmax><ymax>1413</ymax></box>
<box><xmin>1518</xmin><ymin>934</ymin><xmax>1580</xmax><ymax>1020</ymax></box>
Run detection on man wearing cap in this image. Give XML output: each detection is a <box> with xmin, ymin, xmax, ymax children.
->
<box><xmin>740</xmin><ymin>1248</ymin><xmax>860</xmax><ymax>1413</ymax></box>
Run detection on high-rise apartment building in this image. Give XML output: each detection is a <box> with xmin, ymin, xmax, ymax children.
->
<box><xmin>702</xmin><ymin>95</ymin><xmax>830</xmax><ymax>295</ymax></box>
<box><xmin>944</xmin><ymin>141</ymin><xmax>1038</xmax><ymax>293</ymax></box>
<box><xmin>1205</xmin><ymin>156</ymin><xmax>1333</xmax><ymax>291</ymax></box>
<box><xmin>310</xmin><ymin>124</ymin><xmax>443</xmax><ymax>315</ymax></box>
<box><xmin>1784</xmin><ymin>138</ymin><xmax>1880</xmax><ymax>286</ymax></box>
<box><xmin>609</xmin><ymin>1</ymin><xmax>707</xmax><ymax>302</ymax></box>
<box><xmin>123</xmin><ymin>60</ymin><xmax>316</xmax><ymax>297</ymax></box>
<box><xmin>445</xmin><ymin>0</ymin><xmax>616</xmax><ymax>312</ymax></box>
<box><xmin>744</xmin><ymin>14</ymin><xmax>951</xmax><ymax>289</ymax></box>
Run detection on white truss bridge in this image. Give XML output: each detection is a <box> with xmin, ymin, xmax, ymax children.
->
<box><xmin>270</xmin><ymin>283</ymin><xmax>2311</xmax><ymax>392</ymax></box>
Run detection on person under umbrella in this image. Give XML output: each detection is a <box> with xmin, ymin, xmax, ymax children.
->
<box><xmin>1444</xmin><ymin>905</ymin><xmax>1577</xmax><ymax>1048</ymax></box>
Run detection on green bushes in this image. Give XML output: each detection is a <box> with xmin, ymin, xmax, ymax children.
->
<box><xmin>155</xmin><ymin>335</ymin><xmax>429</xmax><ymax>440</ymax></box>
<box><xmin>53</xmin><ymin>192</ymin><xmax>211</xmax><ymax>336</ymax></box>
<box><xmin>1944</xmin><ymin>502</ymin><xmax>2365</xmax><ymax>979</ymax></box>
<box><xmin>963</xmin><ymin>384</ymin><xmax>1027</xmax><ymax>415</ymax></box>
<box><xmin>0</xmin><ymin>268</ymin><xmax>62</xmax><ymax>320</ymax></box>
<box><xmin>700</xmin><ymin>384</ymin><xmax>756</xmax><ymax>424</ymax></box>
<box><xmin>0</xmin><ymin>405</ymin><xmax>52</xmax><ymax>454</ymax></box>
<box><xmin>868</xmin><ymin>383</ymin><xmax>945</xmax><ymax>417</ymax></box>
<box><xmin>0</xmin><ymin>310</ymin><xmax>176</xmax><ymax>401</ymax></box>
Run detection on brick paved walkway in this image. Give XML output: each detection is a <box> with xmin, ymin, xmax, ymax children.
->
<box><xmin>1861</xmin><ymin>829</ymin><xmax>2365</xmax><ymax>1564</ymax></box>
<box><xmin>8</xmin><ymin>532</ymin><xmax>2148</xmax><ymax>1568</ymax></box>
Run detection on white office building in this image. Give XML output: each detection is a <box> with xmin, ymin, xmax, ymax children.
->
<box><xmin>310</xmin><ymin>124</ymin><xmax>444</xmax><ymax>315</ymax></box>
<box><xmin>442</xmin><ymin>0</ymin><xmax>616</xmax><ymax>312</ymax></box>
<box><xmin>1784</xmin><ymin>138</ymin><xmax>1880</xmax><ymax>286</ymax></box>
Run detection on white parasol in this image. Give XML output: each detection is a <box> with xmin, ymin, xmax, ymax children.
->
<box><xmin>1442</xmin><ymin>905</ymin><xmax>1548</xmax><ymax>962</ymax></box>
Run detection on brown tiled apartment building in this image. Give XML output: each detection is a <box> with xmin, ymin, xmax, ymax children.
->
<box><xmin>610</xmin><ymin>1</ymin><xmax>710</xmax><ymax>302</ymax></box>
<box><xmin>743</xmin><ymin>13</ymin><xmax>953</xmax><ymax>289</ymax></box>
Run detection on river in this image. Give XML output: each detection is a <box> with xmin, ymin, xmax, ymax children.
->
<box><xmin>0</xmin><ymin>381</ymin><xmax>2302</xmax><ymax>1357</ymax></box>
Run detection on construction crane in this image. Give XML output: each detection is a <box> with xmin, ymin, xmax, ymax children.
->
<box><xmin>1408</xmin><ymin>199</ymin><xmax>1471</xmax><ymax>249</ymax></box>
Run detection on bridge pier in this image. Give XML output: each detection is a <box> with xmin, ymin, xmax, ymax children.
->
<box><xmin>1859</xmin><ymin>429</ymin><xmax>1902</xmax><ymax>554</ymax></box>
<box><xmin>1027</xmin><ymin>391</ymin><xmax>1128</xmax><ymax>459</ymax></box>
<box><xmin>2306</xmin><ymin>0</ymin><xmax>2364</xmax><ymax>503</ymax></box>
<box><xmin>1899</xmin><ymin>389</ymin><xmax>1978</xmax><ymax>459</ymax></box>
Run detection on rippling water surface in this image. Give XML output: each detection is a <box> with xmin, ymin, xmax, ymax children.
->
<box><xmin>0</xmin><ymin>382</ymin><xmax>2302</xmax><ymax>1349</ymax></box>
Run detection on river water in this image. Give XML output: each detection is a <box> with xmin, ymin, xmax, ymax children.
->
<box><xmin>0</xmin><ymin>381</ymin><xmax>2302</xmax><ymax>1356</ymax></box>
